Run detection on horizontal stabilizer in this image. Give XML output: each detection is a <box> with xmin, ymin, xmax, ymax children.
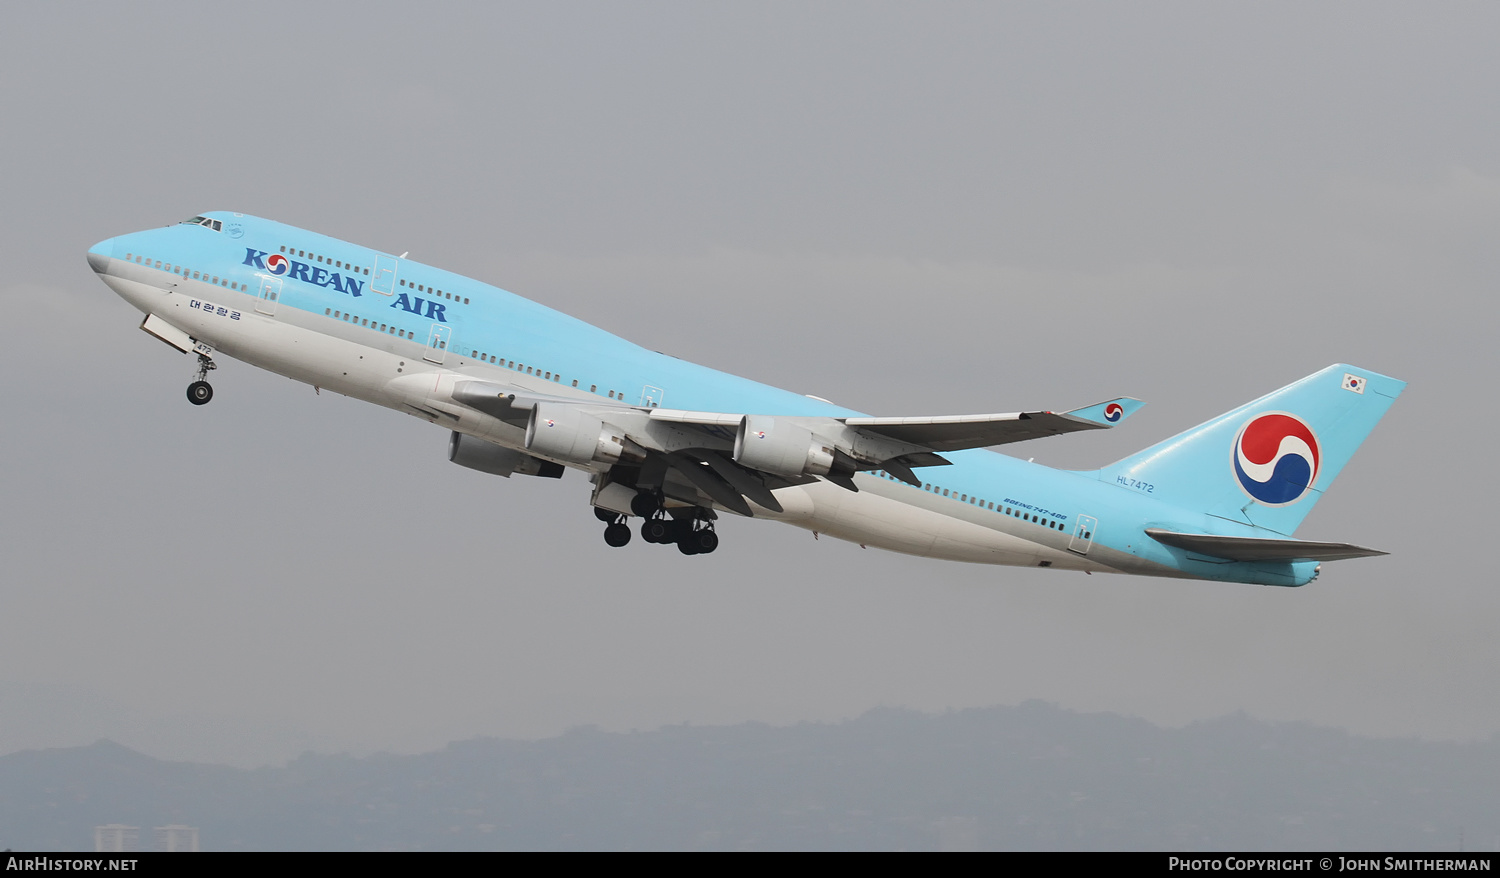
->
<box><xmin>842</xmin><ymin>397</ymin><xmax>1142</xmax><ymax>452</ymax></box>
<box><xmin>1144</xmin><ymin>528</ymin><xmax>1388</xmax><ymax>563</ymax></box>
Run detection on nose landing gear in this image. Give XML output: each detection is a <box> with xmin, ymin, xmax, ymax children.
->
<box><xmin>186</xmin><ymin>352</ymin><xmax>217</xmax><ymax>406</ymax></box>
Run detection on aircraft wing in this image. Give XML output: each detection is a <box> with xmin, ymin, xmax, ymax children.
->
<box><xmin>1144</xmin><ymin>529</ymin><xmax>1388</xmax><ymax>562</ymax></box>
<box><xmin>841</xmin><ymin>397</ymin><xmax>1145</xmax><ymax>452</ymax></box>
<box><xmin>446</xmin><ymin>380</ymin><xmax>1145</xmax><ymax>514</ymax></box>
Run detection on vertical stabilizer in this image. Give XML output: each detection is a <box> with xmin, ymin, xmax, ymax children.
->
<box><xmin>1091</xmin><ymin>365</ymin><xmax>1404</xmax><ymax>535</ymax></box>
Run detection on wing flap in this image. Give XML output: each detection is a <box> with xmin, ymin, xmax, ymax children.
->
<box><xmin>1145</xmin><ymin>528</ymin><xmax>1388</xmax><ymax>562</ymax></box>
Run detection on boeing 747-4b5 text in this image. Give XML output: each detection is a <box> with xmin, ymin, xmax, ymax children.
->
<box><xmin>87</xmin><ymin>213</ymin><xmax>1404</xmax><ymax>586</ymax></box>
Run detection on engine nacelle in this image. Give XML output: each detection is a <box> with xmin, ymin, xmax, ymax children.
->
<box><xmin>733</xmin><ymin>415</ymin><xmax>835</xmax><ymax>478</ymax></box>
<box><xmin>448</xmin><ymin>432</ymin><xmax>563</xmax><ymax>478</ymax></box>
<box><xmin>525</xmin><ymin>403</ymin><xmax>640</xmax><ymax>467</ymax></box>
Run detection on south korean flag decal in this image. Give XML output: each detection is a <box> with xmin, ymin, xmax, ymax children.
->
<box><xmin>1342</xmin><ymin>373</ymin><xmax>1366</xmax><ymax>394</ymax></box>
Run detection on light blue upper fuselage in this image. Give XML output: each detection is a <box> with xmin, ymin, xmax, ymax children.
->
<box><xmin>90</xmin><ymin>211</ymin><xmax>1356</xmax><ymax>586</ymax></box>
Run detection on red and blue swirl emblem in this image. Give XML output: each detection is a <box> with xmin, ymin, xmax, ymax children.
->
<box><xmin>1103</xmin><ymin>403</ymin><xmax>1124</xmax><ymax>423</ymax></box>
<box><xmin>1233</xmin><ymin>413</ymin><xmax>1321</xmax><ymax>506</ymax></box>
<box><xmin>265</xmin><ymin>253</ymin><xmax>290</xmax><ymax>276</ymax></box>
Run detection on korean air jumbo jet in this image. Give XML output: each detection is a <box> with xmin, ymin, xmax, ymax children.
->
<box><xmin>86</xmin><ymin>212</ymin><xmax>1404</xmax><ymax>586</ymax></box>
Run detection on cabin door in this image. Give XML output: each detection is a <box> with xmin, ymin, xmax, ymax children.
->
<box><xmin>424</xmin><ymin>324</ymin><xmax>451</xmax><ymax>364</ymax></box>
<box><xmin>640</xmin><ymin>385</ymin><xmax>665</xmax><ymax>408</ymax></box>
<box><xmin>256</xmin><ymin>277</ymin><xmax>281</xmax><ymax>316</ymax></box>
<box><xmin>1068</xmin><ymin>515</ymin><xmax>1098</xmax><ymax>555</ymax></box>
<box><xmin>372</xmin><ymin>254</ymin><xmax>398</xmax><ymax>295</ymax></box>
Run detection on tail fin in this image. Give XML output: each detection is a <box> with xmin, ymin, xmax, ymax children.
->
<box><xmin>1093</xmin><ymin>364</ymin><xmax>1405</xmax><ymax>535</ymax></box>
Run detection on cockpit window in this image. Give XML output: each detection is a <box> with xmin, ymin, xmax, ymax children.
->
<box><xmin>179</xmin><ymin>216</ymin><xmax>223</xmax><ymax>232</ymax></box>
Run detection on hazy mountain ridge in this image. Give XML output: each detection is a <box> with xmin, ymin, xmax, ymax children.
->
<box><xmin>2</xmin><ymin>702</ymin><xmax>1495</xmax><ymax>851</ymax></box>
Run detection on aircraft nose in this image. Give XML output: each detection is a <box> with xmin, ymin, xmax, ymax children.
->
<box><xmin>87</xmin><ymin>237</ymin><xmax>115</xmax><ymax>274</ymax></box>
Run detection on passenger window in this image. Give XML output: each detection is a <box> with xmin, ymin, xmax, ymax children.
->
<box><xmin>590</xmin><ymin>384</ymin><xmax>597</xmax><ymax>392</ymax></box>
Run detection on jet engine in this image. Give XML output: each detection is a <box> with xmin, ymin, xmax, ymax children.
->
<box><xmin>448</xmin><ymin>432</ymin><xmax>563</xmax><ymax>478</ymax></box>
<box><xmin>733</xmin><ymin>415</ymin><xmax>835</xmax><ymax>478</ymax></box>
<box><xmin>525</xmin><ymin>403</ymin><xmax>644</xmax><ymax>468</ymax></box>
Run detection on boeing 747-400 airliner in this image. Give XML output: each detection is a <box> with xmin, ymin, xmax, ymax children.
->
<box><xmin>87</xmin><ymin>212</ymin><xmax>1403</xmax><ymax>585</ymax></box>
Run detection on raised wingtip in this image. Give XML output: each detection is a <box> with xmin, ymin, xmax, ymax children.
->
<box><xmin>1062</xmin><ymin>396</ymin><xmax>1146</xmax><ymax>427</ymax></box>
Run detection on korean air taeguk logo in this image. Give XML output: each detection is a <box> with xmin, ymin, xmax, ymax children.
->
<box><xmin>1103</xmin><ymin>403</ymin><xmax>1124</xmax><ymax>423</ymax></box>
<box><xmin>1233</xmin><ymin>413</ymin><xmax>1321</xmax><ymax>506</ymax></box>
<box><xmin>265</xmin><ymin>253</ymin><xmax>290</xmax><ymax>276</ymax></box>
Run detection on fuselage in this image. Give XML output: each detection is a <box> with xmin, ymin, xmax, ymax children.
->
<box><xmin>88</xmin><ymin>212</ymin><xmax>1324</xmax><ymax>586</ymax></box>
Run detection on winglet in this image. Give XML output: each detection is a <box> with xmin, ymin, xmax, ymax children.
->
<box><xmin>1060</xmin><ymin>397</ymin><xmax>1145</xmax><ymax>427</ymax></box>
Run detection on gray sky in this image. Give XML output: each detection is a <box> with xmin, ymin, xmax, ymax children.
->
<box><xmin>2</xmin><ymin>2</ymin><xmax>1495</xmax><ymax>767</ymax></box>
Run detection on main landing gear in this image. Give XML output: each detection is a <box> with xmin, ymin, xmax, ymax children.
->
<box><xmin>186</xmin><ymin>352</ymin><xmax>217</xmax><ymax>406</ymax></box>
<box><xmin>594</xmin><ymin>497</ymin><xmax>719</xmax><ymax>555</ymax></box>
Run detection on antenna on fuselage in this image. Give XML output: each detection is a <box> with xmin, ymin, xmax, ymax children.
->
<box><xmin>399</xmin><ymin>251</ymin><xmax>409</xmax><ymax>259</ymax></box>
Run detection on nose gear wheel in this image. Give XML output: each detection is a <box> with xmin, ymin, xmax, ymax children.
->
<box><xmin>186</xmin><ymin>352</ymin><xmax>218</xmax><ymax>405</ymax></box>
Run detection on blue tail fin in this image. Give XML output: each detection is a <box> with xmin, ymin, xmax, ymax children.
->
<box><xmin>1092</xmin><ymin>365</ymin><xmax>1405</xmax><ymax>535</ymax></box>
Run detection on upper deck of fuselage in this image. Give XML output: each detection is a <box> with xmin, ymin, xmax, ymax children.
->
<box><xmin>88</xmin><ymin>212</ymin><xmax>867</xmax><ymax>421</ymax></box>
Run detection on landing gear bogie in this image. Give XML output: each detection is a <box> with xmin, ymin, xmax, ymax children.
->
<box><xmin>603</xmin><ymin>522</ymin><xmax>632</xmax><ymax>547</ymax></box>
<box><xmin>641</xmin><ymin>517</ymin><xmax>672</xmax><ymax>544</ymax></box>
<box><xmin>597</xmin><ymin>503</ymin><xmax>717</xmax><ymax>554</ymax></box>
<box><xmin>630</xmin><ymin>491</ymin><xmax>662</xmax><ymax>519</ymax></box>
